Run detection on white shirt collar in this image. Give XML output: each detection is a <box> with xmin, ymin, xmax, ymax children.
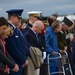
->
<box><xmin>8</xmin><ymin>21</ymin><xmax>16</xmax><ymax>29</ymax></box>
<box><xmin>30</xmin><ymin>28</ymin><xmax>36</xmax><ymax>35</ymax></box>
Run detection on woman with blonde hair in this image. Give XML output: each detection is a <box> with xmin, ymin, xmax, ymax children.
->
<box><xmin>2</xmin><ymin>26</ymin><xmax>13</xmax><ymax>40</ymax></box>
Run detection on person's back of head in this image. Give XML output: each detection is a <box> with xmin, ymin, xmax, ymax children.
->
<box><xmin>51</xmin><ymin>14</ymin><xmax>57</xmax><ymax>21</ymax></box>
<box><xmin>47</xmin><ymin>17</ymin><xmax>53</xmax><ymax>26</ymax></box>
<box><xmin>0</xmin><ymin>17</ymin><xmax>8</xmax><ymax>27</ymax></box>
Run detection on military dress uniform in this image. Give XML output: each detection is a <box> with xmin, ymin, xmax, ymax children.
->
<box><xmin>5</xmin><ymin>9</ymin><xmax>30</xmax><ymax>75</ymax></box>
<box><xmin>61</xmin><ymin>17</ymin><xmax>74</xmax><ymax>75</ymax></box>
<box><xmin>57</xmin><ymin>31</ymin><xmax>67</xmax><ymax>50</ymax></box>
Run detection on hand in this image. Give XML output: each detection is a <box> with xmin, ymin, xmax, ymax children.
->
<box><xmin>6</xmin><ymin>68</ymin><xmax>10</xmax><ymax>74</ymax></box>
<box><xmin>59</xmin><ymin>50</ymin><xmax>63</xmax><ymax>54</ymax></box>
<box><xmin>12</xmin><ymin>64</ymin><xmax>19</xmax><ymax>72</ymax></box>
<box><xmin>42</xmin><ymin>52</ymin><xmax>46</xmax><ymax>60</ymax></box>
<box><xmin>52</xmin><ymin>51</ymin><xmax>57</xmax><ymax>55</ymax></box>
<box><xmin>25</xmin><ymin>60</ymin><xmax>28</xmax><ymax>66</ymax></box>
<box><xmin>22</xmin><ymin>60</ymin><xmax>28</xmax><ymax>68</ymax></box>
<box><xmin>64</xmin><ymin>46</ymin><xmax>67</xmax><ymax>51</ymax></box>
<box><xmin>41</xmin><ymin>58</ymin><xmax>44</xmax><ymax>64</ymax></box>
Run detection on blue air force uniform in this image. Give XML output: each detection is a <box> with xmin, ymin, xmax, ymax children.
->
<box><xmin>5</xmin><ymin>9</ymin><xmax>30</xmax><ymax>75</ymax></box>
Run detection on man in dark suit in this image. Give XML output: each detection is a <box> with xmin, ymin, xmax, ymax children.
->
<box><xmin>24</xmin><ymin>20</ymin><xmax>44</xmax><ymax>75</ymax></box>
<box><xmin>5</xmin><ymin>9</ymin><xmax>30</xmax><ymax>75</ymax></box>
<box><xmin>25</xmin><ymin>20</ymin><xmax>44</xmax><ymax>48</ymax></box>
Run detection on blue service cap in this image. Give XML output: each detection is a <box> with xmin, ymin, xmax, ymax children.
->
<box><xmin>6</xmin><ymin>9</ymin><xmax>23</xmax><ymax>18</ymax></box>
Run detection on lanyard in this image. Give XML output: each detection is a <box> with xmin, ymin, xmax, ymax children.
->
<box><xmin>0</xmin><ymin>39</ymin><xmax>8</xmax><ymax>73</ymax></box>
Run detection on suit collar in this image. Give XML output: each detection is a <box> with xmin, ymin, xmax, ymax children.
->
<box><xmin>30</xmin><ymin>28</ymin><xmax>36</xmax><ymax>35</ymax></box>
<box><xmin>28</xmin><ymin>29</ymin><xmax>37</xmax><ymax>38</ymax></box>
<box><xmin>8</xmin><ymin>21</ymin><xmax>16</xmax><ymax>29</ymax></box>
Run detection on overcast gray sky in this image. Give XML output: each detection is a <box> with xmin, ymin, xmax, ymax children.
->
<box><xmin>0</xmin><ymin>0</ymin><xmax>75</xmax><ymax>18</ymax></box>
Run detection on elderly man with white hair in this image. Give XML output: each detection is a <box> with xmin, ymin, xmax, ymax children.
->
<box><xmin>24</xmin><ymin>20</ymin><xmax>44</xmax><ymax>75</ymax></box>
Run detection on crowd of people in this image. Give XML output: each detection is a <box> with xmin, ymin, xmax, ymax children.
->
<box><xmin>0</xmin><ymin>9</ymin><xmax>75</xmax><ymax>75</ymax></box>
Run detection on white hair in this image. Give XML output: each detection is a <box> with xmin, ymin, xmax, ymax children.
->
<box><xmin>33</xmin><ymin>21</ymin><xmax>39</xmax><ymax>27</ymax></box>
<box><xmin>33</xmin><ymin>20</ymin><xmax>44</xmax><ymax>28</ymax></box>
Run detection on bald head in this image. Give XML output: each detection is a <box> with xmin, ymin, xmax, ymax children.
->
<box><xmin>32</xmin><ymin>20</ymin><xmax>44</xmax><ymax>34</ymax></box>
<box><xmin>33</xmin><ymin>20</ymin><xmax>44</xmax><ymax>28</ymax></box>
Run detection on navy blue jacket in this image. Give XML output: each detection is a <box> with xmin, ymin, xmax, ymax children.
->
<box><xmin>5</xmin><ymin>22</ymin><xmax>30</xmax><ymax>65</ymax></box>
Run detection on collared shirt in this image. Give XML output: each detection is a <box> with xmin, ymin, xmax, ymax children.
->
<box><xmin>30</xmin><ymin>28</ymin><xmax>36</xmax><ymax>35</ymax></box>
<box><xmin>30</xmin><ymin>28</ymin><xmax>39</xmax><ymax>41</ymax></box>
<box><xmin>8</xmin><ymin>21</ymin><xmax>16</xmax><ymax>29</ymax></box>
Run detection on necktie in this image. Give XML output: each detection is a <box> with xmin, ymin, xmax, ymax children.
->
<box><xmin>36</xmin><ymin>34</ymin><xmax>39</xmax><ymax>42</ymax></box>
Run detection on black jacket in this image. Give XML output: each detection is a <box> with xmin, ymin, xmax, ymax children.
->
<box><xmin>21</xmin><ymin>23</ymin><xmax>32</xmax><ymax>35</ymax></box>
<box><xmin>24</xmin><ymin>28</ymin><xmax>41</xmax><ymax>49</ymax></box>
<box><xmin>0</xmin><ymin>37</ymin><xmax>15</xmax><ymax>70</ymax></box>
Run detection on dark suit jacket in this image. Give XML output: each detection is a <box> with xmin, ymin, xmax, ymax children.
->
<box><xmin>38</xmin><ymin>33</ymin><xmax>45</xmax><ymax>52</ymax></box>
<box><xmin>24</xmin><ymin>28</ymin><xmax>40</xmax><ymax>49</ymax></box>
<box><xmin>21</xmin><ymin>23</ymin><xmax>32</xmax><ymax>35</ymax></box>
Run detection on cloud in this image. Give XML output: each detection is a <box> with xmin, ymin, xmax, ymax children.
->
<box><xmin>0</xmin><ymin>0</ymin><xmax>75</xmax><ymax>18</ymax></box>
<box><xmin>55</xmin><ymin>4</ymin><xmax>75</xmax><ymax>10</ymax></box>
<box><xmin>0</xmin><ymin>8</ymin><xmax>3</xmax><ymax>10</ymax></box>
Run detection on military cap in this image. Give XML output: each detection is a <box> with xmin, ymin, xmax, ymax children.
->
<box><xmin>40</xmin><ymin>17</ymin><xmax>49</xmax><ymax>25</ymax></box>
<box><xmin>6</xmin><ymin>9</ymin><xmax>23</xmax><ymax>18</ymax></box>
<box><xmin>27</xmin><ymin>11</ymin><xmax>42</xmax><ymax>19</ymax></box>
<box><xmin>62</xmin><ymin>17</ymin><xmax>73</xmax><ymax>26</ymax></box>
